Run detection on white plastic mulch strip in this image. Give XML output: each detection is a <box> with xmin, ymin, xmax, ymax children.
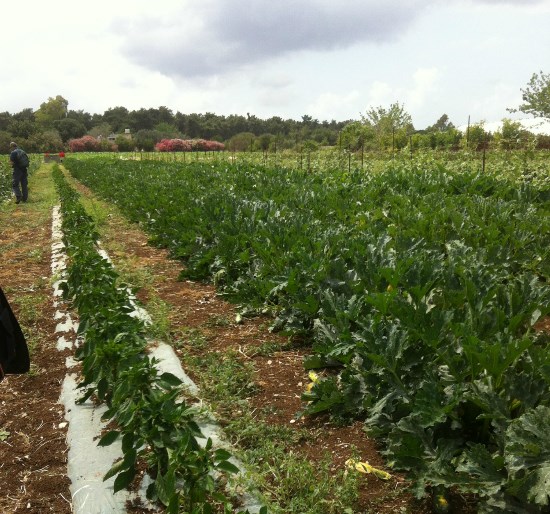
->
<box><xmin>51</xmin><ymin>206</ymin><xmax>149</xmax><ymax>514</ymax></box>
<box><xmin>51</xmin><ymin>206</ymin><xmax>263</xmax><ymax>514</ymax></box>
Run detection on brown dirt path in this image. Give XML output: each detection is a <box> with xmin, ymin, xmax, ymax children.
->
<box><xmin>0</xmin><ymin>182</ymin><xmax>72</xmax><ymax>513</ymax></box>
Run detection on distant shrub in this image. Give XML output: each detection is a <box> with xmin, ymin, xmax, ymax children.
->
<box><xmin>155</xmin><ymin>138</ymin><xmax>224</xmax><ymax>152</ymax></box>
<box><xmin>69</xmin><ymin>135</ymin><xmax>105</xmax><ymax>152</ymax></box>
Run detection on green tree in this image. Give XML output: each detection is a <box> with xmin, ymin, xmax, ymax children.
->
<box><xmin>361</xmin><ymin>102</ymin><xmax>414</xmax><ymax>150</ymax></box>
<box><xmin>220</xmin><ymin>114</ymin><xmax>248</xmax><ymax>139</ymax></box>
<box><xmin>462</xmin><ymin>122</ymin><xmax>490</xmax><ymax>150</ymax></box>
<box><xmin>494</xmin><ymin>119</ymin><xmax>531</xmax><ymax>150</ymax></box>
<box><xmin>103</xmin><ymin>106</ymin><xmax>130</xmax><ymax>133</ymax></box>
<box><xmin>88</xmin><ymin>123</ymin><xmax>113</xmax><ymax>139</ymax></box>
<box><xmin>27</xmin><ymin>129</ymin><xmax>64</xmax><ymax>153</ymax></box>
<box><xmin>0</xmin><ymin>130</ymin><xmax>13</xmax><ymax>153</ymax></box>
<box><xmin>68</xmin><ymin>109</ymin><xmax>94</xmax><ymax>130</ymax></box>
<box><xmin>257</xmin><ymin>134</ymin><xmax>273</xmax><ymax>151</ymax></box>
<box><xmin>130</xmin><ymin>106</ymin><xmax>175</xmax><ymax>130</ymax></box>
<box><xmin>155</xmin><ymin>106</ymin><xmax>175</xmax><ymax>125</ymax></box>
<box><xmin>246</xmin><ymin>113</ymin><xmax>263</xmax><ymax>135</ymax></box>
<box><xmin>264</xmin><ymin>116</ymin><xmax>289</xmax><ymax>137</ymax></box>
<box><xmin>175</xmin><ymin>112</ymin><xmax>202</xmax><ymax>138</ymax></box>
<box><xmin>35</xmin><ymin>95</ymin><xmax>69</xmax><ymax>127</ymax></box>
<box><xmin>0</xmin><ymin>112</ymin><xmax>11</xmax><ymax>132</ymax></box>
<box><xmin>302</xmin><ymin>139</ymin><xmax>319</xmax><ymax>152</ymax></box>
<box><xmin>512</xmin><ymin>71</ymin><xmax>550</xmax><ymax>119</ymax></box>
<box><xmin>154</xmin><ymin>122</ymin><xmax>180</xmax><ymax>140</ymax></box>
<box><xmin>227</xmin><ymin>132</ymin><xmax>255</xmax><ymax>151</ymax></box>
<box><xmin>310</xmin><ymin>126</ymin><xmax>337</xmax><ymax>146</ymax></box>
<box><xmin>8</xmin><ymin>119</ymin><xmax>38</xmax><ymax>140</ymax></box>
<box><xmin>134</xmin><ymin>129</ymin><xmax>159</xmax><ymax>151</ymax></box>
<box><xmin>416</xmin><ymin>114</ymin><xmax>460</xmax><ymax>149</ymax></box>
<box><xmin>340</xmin><ymin>121</ymin><xmax>375</xmax><ymax>151</ymax></box>
<box><xmin>12</xmin><ymin>108</ymin><xmax>35</xmax><ymax>122</ymax></box>
<box><xmin>362</xmin><ymin>102</ymin><xmax>413</xmax><ymax>130</ymax></box>
<box><xmin>54</xmin><ymin>118</ymin><xmax>87</xmax><ymax>142</ymax></box>
<box><xmin>114</xmin><ymin>134</ymin><xmax>135</xmax><ymax>152</ymax></box>
<box><xmin>425</xmin><ymin>114</ymin><xmax>455</xmax><ymax>132</ymax></box>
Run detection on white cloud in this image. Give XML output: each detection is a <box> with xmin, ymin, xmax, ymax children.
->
<box><xmin>360</xmin><ymin>68</ymin><xmax>440</xmax><ymax>122</ymax></box>
<box><xmin>367</xmin><ymin>82</ymin><xmax>395</xmax><ymax>107</ymax></box>
<box><xmin>469</xmin><ymin>82</ymin><xmax>523</xmax><ymax>124</ymax></box>
<box><xmin>406</xmin><ymin>68</ymin><xmax>440</xmax><ymax>109</ymax></box>
<box><xmin>307</xmin><ymin>91</ymin><xmax>362</xmax><ymax>121</ymax></box>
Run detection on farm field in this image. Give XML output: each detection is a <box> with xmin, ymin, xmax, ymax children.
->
<box><xmin>0</xmin><ymin>162</ymin><xmax>423</xmax><ymax>513</ymax></box>
<box><xmin>0</xmin><ymin>150</ymin><xmax>549</xmax><ymax>513</ymax></box>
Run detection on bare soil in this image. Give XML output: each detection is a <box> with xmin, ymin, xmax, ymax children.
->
<box><xmin>0</xmin><ymin>203</ymin><xmax>73</xmax><ymax>514</ymax></box>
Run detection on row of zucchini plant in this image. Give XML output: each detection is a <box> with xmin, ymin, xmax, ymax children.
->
<box><xmin>62</xmin><ymin>153</ymin><xmax>550</xmax><ymax>512</ymax></box>
<box><xmin>51</xmin><ymin>165</ymin><xmax>264</xmax><ymax>514</ymax></box>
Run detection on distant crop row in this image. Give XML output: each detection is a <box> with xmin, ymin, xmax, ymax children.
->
<box><xmin>64</xmin><ymin>153</ymin><xmax>550</xmax><ymax>512</ymax></box>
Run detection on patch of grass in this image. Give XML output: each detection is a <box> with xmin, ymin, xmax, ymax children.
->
<box><xmin>175</xmin><ymin>327</ymin><xmax>209</xmax><ymax>351</ymax></box>
<box><xmin>247</xmin><ymin>340</ymin><xmax>292</xmax><ymax>357</ymax></box>
<box><xmin>223</xmin><ymin>410</ymin><xmax>308</xmax><ymax>449</ymax></box>
<box><xmin>29</xmin><ymin>165</ymin><xmax>58</xmax><ymax>205</ymax></box>
<box><xmin>13</xmin><ymin>290</ymin><xmax>49</xmax><ymax>355</ymax></box>
<box><xmin>25</xmin><ymin>361</ymin><xmax>42</xmax><ymax>377</ymax></box>
<box><xmin>0</xmin><ymin>241</ymin><xmax>18</xmax><ymax>253</ymax></box>
<box><xmin>144</xmin><ymin>295</ymin><xmax>173</xmax><ymax>341</ymax></box>
<box><xmin>79</xmin><ymin>195</ymin><xmax>112</xmax><ymax>229</ymax></box>
<box><xmin>185</xmin><ymin>350</ymin><xmax>361</xmax><ymax>514</ymax></box>
<box><xmin>190</xmin><ymin>351</ymin><xmax>258</xmax><ymax>408</ymax></box>
<box><xmin>14</xmin><ymin>291</ymin><xmax>48</xmax><ymax>326</ymax></box>
<box><xmin>0</xmin><ymin>166</ymin><xmax>56</xmax><ymax>358</ymax></box>
<box><xmin>26</xmin><ymin>248</ymin><xmax>43</xmax><ymax>262</ymax></box>
<box><xmin>259</xmin><ymin>449</ymin><xmax>359</xmax><ymax>514</ymax></box>
<box><xmin>203</xmin><ymin>314</ymin><xmax>232</xmax><ymax>328</ymax></box>
<box><xmin>117</xmin><ymin>261</ymin><xmax>155</xmax><ymax>291</ymax></box>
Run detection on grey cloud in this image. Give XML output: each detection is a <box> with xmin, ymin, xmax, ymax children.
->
<box><xmin>120</xmin><ymin>0</ymin><xmax>433</xmax><ymax>79</ymax></box>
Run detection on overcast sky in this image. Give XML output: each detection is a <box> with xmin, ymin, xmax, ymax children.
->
<box><xmin>1</xmin><ymin>0</ymin><xmax>548</xmax><ymax>129</ymax></box>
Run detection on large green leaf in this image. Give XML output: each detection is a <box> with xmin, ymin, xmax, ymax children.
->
<box><xmin>455</xmin><ymin>444</ymin><xmax>506</xmax><ymax>496</ymax></box>
<box><xmin>155</xmin><ymin>467</ymin><xmax>177</xmax><ymax>506</ymax></box>
<box><xmin>97</xmin><ymin>430</ymin><xmax>120</xmax><ymax>447</ymax></box>
<box><xmin>113</xmin><ymin>466</ymin><xmax>136</xmax><ymax>494</ymax></box>
<box><xmin>505</xmin><ymin>406</ymin><xmax>550</xmax><ymax>506</ymax></box>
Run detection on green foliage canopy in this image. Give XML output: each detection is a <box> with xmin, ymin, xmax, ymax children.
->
<box><xmin>35</xmin><ymin>95</ymin><xmax>69</xmax><ymax>127</ymax></box>
<box><xmin>361</xmin><ymin>102</ymin><xmax>415</xmax><ymax>150</ymax></box>
<box><xmin>514</xmin><ymin>71</ymin><xmax>550</xmax><ymax>119</ymax></box>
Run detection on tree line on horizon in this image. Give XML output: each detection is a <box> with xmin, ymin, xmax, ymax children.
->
<box><xmin>1</xmin><ymin>72</ymin><xmax>548</xmax><ymax>154</ymax></box>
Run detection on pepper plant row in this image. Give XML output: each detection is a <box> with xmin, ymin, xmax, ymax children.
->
<box><xmin>63</xmin><ymin>153</ymin><xmax>550</xmax><ymax>512</ymax></box>
<box><xmin>51</xmin><ymin>166</ymin><xmax>264</xmax><ymax>514</ymax></box>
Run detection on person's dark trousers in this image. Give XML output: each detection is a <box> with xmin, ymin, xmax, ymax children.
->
<box><xmin>12</xmin><ymin>168</ymin><xmax>28</xmax><ymax>202</ymax></box>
